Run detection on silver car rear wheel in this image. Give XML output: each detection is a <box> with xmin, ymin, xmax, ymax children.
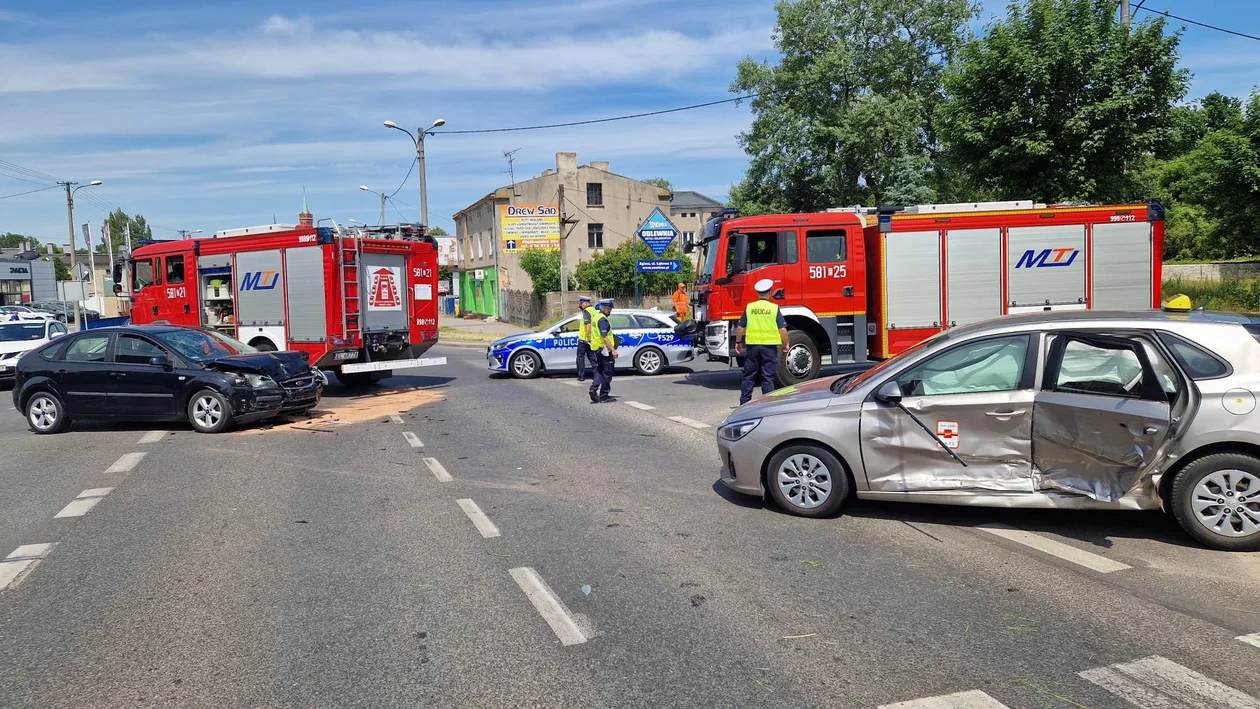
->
<box><xmin>1172</xmin><ymin>453</ymin><xmax>1260</xmax><ymax>551</ymax></box>
<box><xmin>765</xmin><ymin>444</ymin><xmax>850</xmax><ymax>518</ymax></box>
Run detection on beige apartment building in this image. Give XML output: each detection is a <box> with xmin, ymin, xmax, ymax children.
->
<box><xmin>452</xmin><ymin>152</ymin><xmax>671</xmax><ymax>318</ymax></box>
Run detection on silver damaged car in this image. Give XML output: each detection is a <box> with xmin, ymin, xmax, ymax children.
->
<box><xmin>716</xmin><ymin>309</ymin><xmax>1260</xmax><ymax>551</ymax></box>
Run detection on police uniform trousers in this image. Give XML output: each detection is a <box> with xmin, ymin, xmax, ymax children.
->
<box><xmin>740</xmin><ymin>344</ymin><xmax>779</xmax><ymax>405</ymax></box>
<box><xmin>576</xmin><ymin>341</ymin><xmax>597</xmax><ymax>381</ymax></box>
<box><xmin>590</xmin><ymin>350</ymin><xmax>615</xmax><ymax>399</ymax></box>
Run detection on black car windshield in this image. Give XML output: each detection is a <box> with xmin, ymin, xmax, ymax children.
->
<box><xmin>836</xmin><ymin>331</ymin><xmax>950</xmax><ymax>394</ymax></box>
<box><xmin>154</xmin><ymin>329</ymin><xmax>253</xmax><ymax>362</ymax></box>
<box><xmin>0</xmin><ymin>323</ymin><xmax>45</xmax><ymax>341</ymax></box>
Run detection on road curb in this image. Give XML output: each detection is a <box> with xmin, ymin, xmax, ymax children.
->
<box><xmin>438</xmin><ymin>340</ymin><xmax>494</xmax><ymax>350</ymax></box>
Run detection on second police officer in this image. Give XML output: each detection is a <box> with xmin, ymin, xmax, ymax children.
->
<box><xmin>587</xmin><ymin>298</ymin><xmax>618</xmax><ymax>403</ymax></box>
<box><xmin>734</xmin><ymin>278</ymin><xmax>790</xmax><ymax>406</ymax></box>
<box><xmin>575</xmin><ymin>294</ymin><xmax>597</xmax><ymax>382</ymax></box>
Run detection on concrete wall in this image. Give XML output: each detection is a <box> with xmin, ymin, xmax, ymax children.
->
<box><xmin>1164</xmin><ymin>262</ymin><xmax>1260</xmax><ymax>282</ymax></box>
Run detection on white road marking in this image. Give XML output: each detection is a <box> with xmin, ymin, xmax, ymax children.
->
<box><xmin>1079</xmin><ymin>655</ymin><xmax>1260</xmax><ymax>708</ymax></box>
<box><xmin>389</xmin><ymin>414</ymin><xmax>403</xmax><ymax>424</ymax></box>
<box><xmin>0</xmin><ymin>543</ymin><xmax>57</xmax><ymax>592</ymax></box>
<box><xmin>561</xmin><ymin>380</ymin><xmax>586</xmax><ymax>388</ymax></box>
<box><xmin>508</xmin><ymin>567</ymin><xmax>587</xmax><ymax>646</ymax></box>
<box><xmin>456</xmin><ymin>499</ymin><xmax>501</xmax><ymax>538</ymax></box>
<box><xmin>54</xmin><ymin>488</ymin><xmax>115</xmax><ymax>519</ymax></box>
<box><xmin>423</xmin><ymin>457</ymin><xmax>452</xmax><ymax>482</ymax></box>
<box><xmin>879</xmin><ymin>690</ymin><xmax>1010</xmax><ymax>709</ymax></box>
<box><xmin>137</xmin><ymin>430</ymin><xmax>165</xmax><ymax>444</ymax></box>
<box><xmin>668</xmin><ymin>415</ymin><xmax>711</xmax><ymax>429</ymax></box>
<box><xmin>623</xmin><ymin>401</ymin><xmax>655</xmax><ymax>411</ymax></box>
<box><xmin>104</xmin><ymin>452</ymin><xmax>147</xmax><ymax>474</ymax></box>
<box><xmin>1237</xmin><ymin>633</ymin><xmax>1260</xmax><ymax>650</ymax></box>
<box><xmin>977</xmin><ymin>524</ymin><xmax>1131</xmax><ymax>573</ymax></box>
<box><xmin>402</xmin><ymin>431</ymin><xmax>423</xmax><ymax>448</ymax></box>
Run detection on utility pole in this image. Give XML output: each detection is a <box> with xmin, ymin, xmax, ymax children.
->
<box><xmin>557</xmin><ymin>184</ymin><xmax>570</xmax><ymax>317</ymax></box>
<box><xmin>416</xmin><ymin>127</ymin><xmax>429</xmax><ymax>227</ymax></box>
<box><xmin>379</xmin><ymin>193</ymin><xmax>386</xmax><ymax>226</ymax></box>
<box><xmin>59</xmin><ymin>181</ymin><xmax>87</xmax><ymax>331</ymax></box>
<box><xmin>1121</xmin><ymin>0</ymin><xmax>1130</xmax><ymax>27</ymax></box>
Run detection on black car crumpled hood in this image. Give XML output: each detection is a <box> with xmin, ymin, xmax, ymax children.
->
<box><xmin>206</xmin><ymin>352</ymin><xmax>310</xmax><ymax>380</ymax></box>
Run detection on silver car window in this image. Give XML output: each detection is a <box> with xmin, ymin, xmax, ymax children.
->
<box><xmin>1054</xmin><ymin>339</ymin><xmax>1144</xmax><ymax>398</ymax></box>
<box><xmin>607</xmin><ymin>314</ymin><xmax>635</xmax><ymax>330</ymax></box>
<box><xmin>897</xmin><ymin>335</ymin><xmax>1028</xmax><ymax>397</ymax></box>
<box><xmin>1141</xmin><ymin>341</ymin><xmax>1179</xmax><ymax>395</ymax></box>
<box><xmin>556</xmin><ymin>317</ymin><xmax>581</xmax><ymax>333</ymax></box>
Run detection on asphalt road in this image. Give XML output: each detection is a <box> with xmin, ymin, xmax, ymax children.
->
<box><xmin>1</xmin><ymin>344</ymin><xmax>1258</xmax><ymax>708</ymax></box>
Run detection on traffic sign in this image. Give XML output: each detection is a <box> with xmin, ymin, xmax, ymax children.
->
<box><xmin>636</xmin><ymin>260</ymin><xmax>681</xmax><ymax>273</ymax></box>
<box><xmin>635</xmin><ymin>207</ymin><xmax>679</xmax><ymax>257</ymax></box>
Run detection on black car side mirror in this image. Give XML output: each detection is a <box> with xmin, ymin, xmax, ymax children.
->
<box><xmin>150</xmin><ymin>355</ymin><xmax>172</xmax><ymax>370</ymax></box>
<box><xmin>874</xmin><ymin>380</ymin><xmax>903</xmax><ymax>404</ymax></box>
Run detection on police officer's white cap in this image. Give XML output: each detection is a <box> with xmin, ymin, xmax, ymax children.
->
<box><xmin>754</xmin><ymin>278</ymin><xmax>774</xmax><ymax>294</ymax></box>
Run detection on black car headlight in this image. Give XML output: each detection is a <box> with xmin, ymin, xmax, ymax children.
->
<box><xmin>239</xmin><ymin>373</ymin><xmax>278</xmax><ymax>389</ymax></box>
<box><xmin>718</xmin><ymin>418</ymin><xmax>761</xmax><ymax>441</ymax></box>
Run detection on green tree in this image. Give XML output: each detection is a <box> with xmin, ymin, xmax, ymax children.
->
<box><xmin>98</xmin><ymin>209</ymin><xmax>154</xmax><ymax>253</ymax></box>
<box><xmin>519</xmin><ymin>248</ymin><xmax>571</xmax><ymax>297</ymax></box>
<box><xmin>730</xmin><ymin>0</ymin><xmax>975</xmax><ymax>214</ymax></box>
<box><xmin>574</xmin><ymin>241</ymin><xmax>694</xmax><ymax>295</ymax></box>
<box><xmin>50</xmin><ymin>256</ymin><xmax>71</xmax><ymax>281</ymax></box>
<box><xmin>940</xmin><ymin>0</ymin><xmax>1189</xmax><ymax>203</ymax></box>
<box><xmin>0</xmin><ymin>232</ymin><xmax>42</xmax><ymax>250</ymax></box>
<box><xmin>428</xmin><ymin>226</ymin><xmax>448</xmax><ymax>236</ymax></box>
<box><xmin>642</xmin><ymin>177</ymin><xmax>673</xmax><ymax>193</ymax></box>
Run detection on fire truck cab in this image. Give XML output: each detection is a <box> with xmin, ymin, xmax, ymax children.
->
<box><xmin>689</xmin><ymin>200</ymin><xmax>1164</xmax><ymax>386</ymax></box>
<box><xmin>118</xmin><ymin>223</ymin><xmax>441</xmax><ymax>386</ymax></box>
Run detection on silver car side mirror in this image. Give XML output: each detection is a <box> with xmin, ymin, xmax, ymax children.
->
<box><xmin>875</xmin><ymin>380</ymin><xmax>903</xmax><ymax>404</ymax></box>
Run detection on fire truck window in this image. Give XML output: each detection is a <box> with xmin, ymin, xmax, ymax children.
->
<box><xmin>747</xmin><ymin>232</ymin><xmax>779</xmax><ymax>268</ymax></box>
<box><xmin>132</xmin><ymin>259</ymin><xmax>155</xmax><ymax>291</ymax></box>
<box><xmin>782</xmin><ymin>231</ymin><xmax>798</xmax><ymax>264</ymax></box>
<box><xmin>165</xmin><ymin>255</ymin><xmax>185</xmax><ymax>285</ymax></box>
<box><xmin>806</xmin><ymin>229</ymin><xmax>847</xmax><ymax>263</ymax></box>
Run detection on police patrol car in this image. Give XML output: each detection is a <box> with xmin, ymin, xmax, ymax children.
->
<box><xmin>487</xmin><ymin>308</ymin><xmax>695</xmax><ymax>379</ymax></box>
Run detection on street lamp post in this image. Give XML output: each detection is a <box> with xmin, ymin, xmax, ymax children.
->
<box><xmin>176</xmin><ymin>229</ymin><xmax>202</xmax><ymax>240</ymax></box>
<box><xmin>359</xmin><ymin>185</ymin><xmax>387</xmax><ymax>226</ymax></box>
<box><xmin>58</xmin><ymin>179</ymin><xmax>102</xmax><ymax>331</ymax></box>
<box><xmin>383</xmin><ymin>118</ymin><xmax>445</xmax><ymax>228</ymax></box>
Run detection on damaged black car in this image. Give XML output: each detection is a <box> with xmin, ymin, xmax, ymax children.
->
<box><xmin>11</xmin><ymin>325</ymin><xmax>324</xmax><ymax>434</ymax></box>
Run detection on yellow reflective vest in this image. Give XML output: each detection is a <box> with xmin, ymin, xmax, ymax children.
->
<box><xmin>589</xmin><ymin>311</ymin><xmax>609</xmax><ymax>350</ymax></box>
<box><xmin>744</xmin><ymin>300</ymin><xmax>783</xmax><ymax>345</ymax></box>
<box><xmin>578</xmin><ymin>305</ymin><xmax>598</xmax><ymax>342</ymax></box>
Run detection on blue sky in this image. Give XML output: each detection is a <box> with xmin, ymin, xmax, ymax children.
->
<box><xmin>1</xmin><ymin>0</ymin><xmax>1256</xmax><ymax>246</ymax></box>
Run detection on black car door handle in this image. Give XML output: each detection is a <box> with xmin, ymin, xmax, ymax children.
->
<box><xmin>56</xmin><ymin>369</ymin><xmax>67</xmax><ymax>375</ymax></box>
<box><xmin>111</xmin><ymin>372</ymin><xmax>126</xmax><ymax>378</ymax></box>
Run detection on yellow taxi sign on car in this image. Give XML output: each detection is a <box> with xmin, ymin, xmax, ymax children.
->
<box><xmin>1163</xmin><ymin>294</ymin><xmax>1193</xmax><ymax>312</ymax></box>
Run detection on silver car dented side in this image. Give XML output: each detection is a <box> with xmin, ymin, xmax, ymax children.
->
<box><xmin>718</xmin><ymin>310</ymin><xmax>1260</xmax><ymax>512</ymax></box>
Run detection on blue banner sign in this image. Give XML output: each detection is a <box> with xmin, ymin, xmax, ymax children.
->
<box><xmin>636</xmin><ymin>259</ymin><xmax>681</xmax><ymax>273</ymax></box>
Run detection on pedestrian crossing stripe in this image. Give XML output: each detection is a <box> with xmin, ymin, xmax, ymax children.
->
<box><xmin>879</xmin><ymin>689</ymin><xmax>1007</xmax><ymax>708</ymax></box>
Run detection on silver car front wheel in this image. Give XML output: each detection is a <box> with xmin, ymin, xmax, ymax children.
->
<box><xmin>765</xmin><ymin>444</ymin><xmax>850</xmax><ymax>518</ymax></box>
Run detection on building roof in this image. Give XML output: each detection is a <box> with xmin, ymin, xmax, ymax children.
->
<box><xmin>671</xmin><ymin>191</ymin><xmax>722</xmax><ymax>210</ymax></box>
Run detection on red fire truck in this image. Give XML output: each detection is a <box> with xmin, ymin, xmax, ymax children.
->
<box><xmin>688</xmin><ymin>200</ymin><xmax>1165</xmax><ymax>386</ymax></box>
<box><xmin>117</xmin><ymin>223</ymin><xmax>441</xmax><ymax>385</ymax></box>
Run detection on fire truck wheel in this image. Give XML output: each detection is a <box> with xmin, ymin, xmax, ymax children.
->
<box><xmin>187</xmin><ymin>390</ymin><xmax>234</xmax><ymax>434</ymax></box>
<box><xmin>509</xmin><ymin>350</ymin><xmax>542</xmax><ymax>379</ymax></box>
<box><xmin>776</xmin><ymin>330</ymin><xmax>820</xmax><ymax>387</ymax></box>
<box><xmin>249</xmin><ymin>338</ymin><xmax>277</xmax><ymax>352</ymax></box>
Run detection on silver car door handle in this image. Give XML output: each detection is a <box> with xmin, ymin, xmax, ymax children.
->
<box><xmin>1145</xmin><ymin>426</ymin><xmax>1160</xmax><ymax>435</ymax></box>
<box><xmin>985</xmin><ymin>409</ymin><xmax>1027</xmax><ymax>417</ymax></box>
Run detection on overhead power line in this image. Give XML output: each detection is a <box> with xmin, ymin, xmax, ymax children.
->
<box><xmin>1137</xmin><ymin>7</ymin><xmax>1260</xmax><ymax>42</ymax></box>
<box><xmin>0</xmin><ymin>185</ymin><xmax>59</xmax><ymax>201</ymax></box>
<box><xmin>433</xmin><ymin>94</ymin><xmax>758</xmax><ymax>135</ymax></box>
<box><xmin>387</xmin><ymin>158</ymin><xmax>417</xmax><ymax>198</ymax></box>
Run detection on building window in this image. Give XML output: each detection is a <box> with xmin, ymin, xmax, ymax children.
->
<box><xmin>588</xmin><ymin>223</ymin><xmax>604</xmax><ymax>248</ymax></box>
<box><xmin>586</xmin><ymin>183</ymin><xmax>603</xmax><ymax>206</ymax></box>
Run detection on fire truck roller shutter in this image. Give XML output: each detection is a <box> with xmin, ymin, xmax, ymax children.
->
<box><xmin>945</xmin><ymin>228</ymin><xmax>1002</xmax><ymax>326</ymax></box>
<box><xmin>284</xmin><ymin>246</ymin><xmax>327</xmax><ymax>343</ymax></box>
<box><xmin>1006</xmin><ymin>225</ymin><xmax>1086</xmax><ymax>308</ymax></box>
<box><xmin>235</xmin><ymin>249</ymin><xmax>287</xmax><ymax>350</ymax></box>
<box><xmin>1091</xmin><ymin>222</ymin><xmax>1153</xmax><ymax>310</ymax></box>
<box><xmin>884</xmin><ymin>230</ymin><xmax>942</xmax><ymax>329</ymax></box>
<box><xmin>359</xmin><ymin>252</ymin><xmax>408</xmax><ymax>333</ymax></box>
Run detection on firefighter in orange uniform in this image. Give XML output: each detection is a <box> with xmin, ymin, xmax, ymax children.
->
<box><xmin>672</xmin><ymin>282</ymin><xmax>690</xmax><ymax>321</ymax></box>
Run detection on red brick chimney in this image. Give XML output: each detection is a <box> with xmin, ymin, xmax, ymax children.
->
<box><xmin>298</xmin><ymin>187</ymin><xmax>313</xmax><ymax>226</ymax></box>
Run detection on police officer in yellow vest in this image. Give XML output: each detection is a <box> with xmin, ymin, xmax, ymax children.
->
<box><xmin>734</xmin><ymin>278</ymin><xmax>790</xmax><ymax>405</ymax></box>
<box><xmin>588</xmin><ymin>298</ymin><xmax>618</xmax><ymax>403</ymax></box>
<box><xmin>575</xmin><ymin>294</ymin><xmax>599</xmax><ymax>382</ymax></box>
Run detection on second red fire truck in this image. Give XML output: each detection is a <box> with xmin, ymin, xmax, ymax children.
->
<box><xmin>117</xmin><ymin>222</ymin><xmax>441</xmax><ymax>386</ymax></box>
<box><xmin>687</xmin><ymin>200</ymin><xmax>1165</xmax><ymax>386</ymax></box>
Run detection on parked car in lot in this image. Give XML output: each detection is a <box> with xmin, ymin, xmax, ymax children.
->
<box><xmin>716</xmin><ymin>308</ymin><xmax>1260</xmax><ymax>551</ymax></box>
<box><xmin>11</xmin><ymin>325</ymin><xmax>323</xmax><ymax>434</ymax></box>
<box><xmin>487</xmin><ymin>308</ymin><xmax>694</xmax><ymax>378</ymax></box>
<box><xmin>30</xmin><ymin>301</ymin><xmax>100</xmax><ymax>322</ymax></box>
<box><xmin>0</xmin><ymin>305</ymin><xmax>57</xmax><ymax>322</ymax></box>
<box><xmin>0</xmin><ymin>319</ymin><xmax>70</xmax><ymax>386</ymax></box>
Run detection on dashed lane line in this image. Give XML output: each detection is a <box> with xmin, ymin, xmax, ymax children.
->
<box><xmin>0</xmin><ymin>543</ymin><xmax>57</xmax><ymax>592</ymax></box>
<box><xmin>1238</xmin><ymin>633</ymin><xmax>1260</xmax><ymax>650</ymax></box>
<box><xmin>977</xmin><ymin>524</ymin><xmax>1131</xmax><ymax>573</ymax></box>
<box><xmin>667</xmin><ymin>415</ymin><xmax>711</xmax><ymax>429</ymax></box>
<box><xmin>1079</xmin><ymin>655</ymin><xmax>1260</xmax><ymax>708</ymax></box>
<box><xmin>508</xmin><ymin>567</ymin><xmax>587</xmax><ymax>646</ymax></box>
<box><xmin>423</xmin><ymin>457</ymin><xmax>453</xmax><ymax>482</ymax></box>
<box><xmin>137</xmin><ymin>430</ymin><xmax>165</xmax><ymax>444</ymax></box>
<box><xmin>623</xmin><ymin>401</ymin><xmax>655</xmax><ymax>411</ymax></box>
<box><xmin>54</xmin><ymin>488</ymin><xmax>115</xmax><ymax>519</ymax></box>
<box><xmin>104</xmin><ymin>452</ymin><xmax>147</xmax><ymax>474</ymax></box>
<box><xmin>879</xmin><ymin>690</ymin><xmax>1010</xmax><ymax>708</ymax></box>
<box><xmin>389</xmin><ymin>415</ymin><xmax>404</xmax><ymax>424</ymax></box>
<box><xmin>402</xmin><ymin>431</ymin><xmax>424</xmax><ymax>448</ymax></box>
<box><xmin>456</xmin><ymin>499</ymin><xmax>501</xmax><ymax>539</ymax></box>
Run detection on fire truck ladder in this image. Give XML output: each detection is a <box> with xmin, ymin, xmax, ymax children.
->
<box><xmin>337</xmin><ymin>232</ymin><xmax>363</xmax><ymax>342</ymax></box>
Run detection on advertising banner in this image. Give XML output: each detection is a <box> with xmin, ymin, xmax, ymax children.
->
<box><xmin>500</xmin><ymin>204</ymin><xmax>560</xmax><ymax>251</ymax></box>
